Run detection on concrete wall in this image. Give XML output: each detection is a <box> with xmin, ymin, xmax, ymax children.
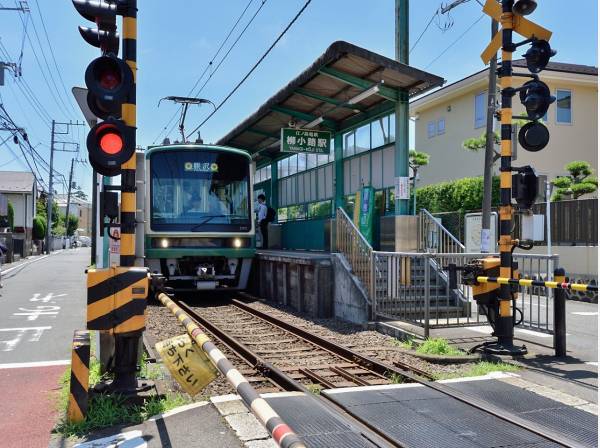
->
<box><xmin>412</xmin><ymin>69</ymin><xmax>598</xmax><ymax>186</ymax></box>
<box><xmin>331</xmin><ymin>253</ymin><xmax>370</xmax><ymax>325</ymax></box>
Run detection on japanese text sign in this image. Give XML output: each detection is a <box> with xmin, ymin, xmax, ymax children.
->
<box><xmin>280</xmin><ymin>128</ymin><xmax>331</xmax><ymax>154</ymax></box>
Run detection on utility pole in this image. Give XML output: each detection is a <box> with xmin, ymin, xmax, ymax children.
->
<box><xmin>481</xmin><ymin>18</ymin><xmax>499</xmax><ymax>253</ymax></box>
<box><xmin>394</xmin><ymin>0</ymin><xmax>409</xmax><ymax>215</ymax></box>
<box><xmin>45</xmin><ymin>120</ymin><xmax>83</xmax><ymax>253</ymax></box>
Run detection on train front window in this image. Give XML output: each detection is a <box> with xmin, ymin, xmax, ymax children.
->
<box><xmin>150</xmin><ymin>150</ymin><xmax>251</xmax><ymax>232</ymax></box>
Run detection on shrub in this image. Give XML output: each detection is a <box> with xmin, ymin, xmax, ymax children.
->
<box><xmin>33</xmin><ymin>215</ymin><xmax>46</xmax><ymax>240</ymax></box>
<box><xmin>416</xmin><ymin>176</ymin><xmax>500</xmax><ymax>213</ymax></box>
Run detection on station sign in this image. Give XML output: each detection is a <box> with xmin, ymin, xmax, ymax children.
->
<box><xmin>280</xmin><ymin>128</ymin><xmax>331</xmax><ymax>154</ymax></box>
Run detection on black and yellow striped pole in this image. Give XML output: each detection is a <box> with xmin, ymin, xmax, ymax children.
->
<box><xmin>67</xmin><ymin>330</ymin><xmax>90</xmax><ymax>423</ymax></box>
<box><xmin>111</xmin><ymin>0</ymin><xmax>143</xmax><ymax>394</ymax></box>
<box><xmin>492</xmin><ymin>0</ymin><xmax>523</xmax><ymax>354</ymax></box>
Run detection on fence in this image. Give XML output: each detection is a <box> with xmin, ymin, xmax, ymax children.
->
<box><xmin>431</xmin><ymin>198</ymin><xmax>598</xmax><ymax>247</ymax></box>
<box><xmin>373</xmin><ymin>251</ymin><xmax>558</xmax><ymax>338</ymax></box>
<box><xmin>418</xmin><ymin>209</ymin><xmax>465</xmax><ymax>254</ymax></box>
<box><xmin>336</xmin><ymin>207</ymin><xmax>373</xmax><ymax>300</ymax></box>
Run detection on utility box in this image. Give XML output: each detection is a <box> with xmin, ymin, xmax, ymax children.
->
<box><xmin>521</xmin><ymin>214</ymin><xmax>545</xmax><ymax>241</ymax></box>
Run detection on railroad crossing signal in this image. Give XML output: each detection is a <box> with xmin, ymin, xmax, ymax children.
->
<box><xmin>73</xmin><ymin>0</ymin><xmax>136</xmax><ymax>177</ymax></box>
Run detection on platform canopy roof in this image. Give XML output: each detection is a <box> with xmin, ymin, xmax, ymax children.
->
<box><xmin>217</xmin><ymin>41</ymin><xmax>444</xmax><ymax>164</ymax></box>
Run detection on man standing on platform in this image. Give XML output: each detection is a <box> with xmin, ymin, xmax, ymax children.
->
<box><xmin>257</xmin><ymin>194</ymin><xmax>269</xmax><ymax>249</ymax></box>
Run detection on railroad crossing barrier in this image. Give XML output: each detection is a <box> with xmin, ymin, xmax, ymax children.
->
<box><xmin>67</xmin><ymin>330</ymin><xmax>90</xmax><ymax>423</ymax></box>
<box><xmin>157</xmin><ymin>292</ymin><xmax>306</xmax><ymax>448</ymax></box>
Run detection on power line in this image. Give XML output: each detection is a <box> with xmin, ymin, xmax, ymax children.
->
<box><xmin>32</xmin><ymin>0</ymin><xmax>78</xmax><ymax>115</ymax></box>
<box><xmin>410</xmin><ymin>10</ymin><xmax>438</xmax><ymax>54</ymax></box>
<box><xmin>424</xmin><ymin>14</ymin><xmax>485</xmax><ymax>70</ymax></box>
<box><xmin>186</xmin><ymin>0</ymin><xmax>313</xmax><ymax>139</ymax></box>
<box><xmin>152</xmin><ymin>0</ymin><xmax>261</xmax><ymax>144</ymax></box>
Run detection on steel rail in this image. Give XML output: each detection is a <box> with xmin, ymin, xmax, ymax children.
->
<box><xmin>176</xmin><ymin>300</ymin><xmax>399</xmax><ymax>448</ymax></box>
<box><xmin>228</xmin><ymin>298</ymin><xmax>583</xmax><ymax>448</ymax></box>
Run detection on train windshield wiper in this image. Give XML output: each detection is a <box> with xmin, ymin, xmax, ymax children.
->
<box><xmin>191</xmin><ymin>215</ymin><xmax>228</xmax><ymax>231</ymax></box>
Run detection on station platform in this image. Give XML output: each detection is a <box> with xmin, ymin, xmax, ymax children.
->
<box><xmin>57</xmin><ymin>372</ymin><xmax>597</xmax><ymax>448</ymax></box>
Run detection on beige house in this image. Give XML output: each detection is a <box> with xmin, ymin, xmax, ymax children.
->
<box><xmin>409</xmin><ymin>60</ymin><xmax>598</xmax><ymax>186</ymax></box>
<box><xmin>56</xmin><ymin>194</ymin><xmax>92</xmax><ymax>236</ymax></box>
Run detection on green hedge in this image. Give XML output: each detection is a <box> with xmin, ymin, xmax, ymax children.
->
<box><xmin>33</xmin><ymin>215</ymin><xmax>46</xmax><ymax>240</ymax></box>
<box><xmin>416</xmin><ymin>176</ymin><xmax>500</xmax><ymax>213</ymax></box>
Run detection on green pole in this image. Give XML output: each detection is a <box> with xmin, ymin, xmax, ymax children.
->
<box><xmin>270</xmin><ymin>161</ymin><xmax>279</xmax><ymax>213</ymax></box>
<box><xmin>333</xmin><ymin>133</ymin><xmax>344</xmax><ymax>210</ymax></box>
<box><xmin>394</xmin><ymin>0</ymin><xmax>409</xmax><ymax>215</ymax></box>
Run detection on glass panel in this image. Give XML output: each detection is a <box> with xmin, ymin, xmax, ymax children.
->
<box><xmin>343</xmin><ymin>131</ymin><xmax>355</xmax><ymax>157</ymax></box>
<box><xmin>388</xmin><ymin>113</ymin><xmax>395</xmax><ymax>143</ymax></box>
<box><xmin>343</xmin><ymin>194</ymin><xmax>355</xmax><ymax>217</ymax></box>
<box><xmin>277</xmin><ymin>160</ymin><xmax>283</xmax><ymax>178</ymax></box>
<box><xmin>317</xmin><ymin>154</ymin><xmax>329</xmax><ymax>166</ymax></box>
<box><xmin>474</xmin><ymin>92</ymin><xmax>486</xmax><ymax>128</ymax></box>
<box><xmin>556</xmin><ymin>89</ymin><xmax>572</xmax><ymax>123</ymax></box>
<box><xmin>437</xmin><ymin>118</ymin><xmax>445</xmax><ymax>135</ymax></box>
<box><xmin>297</xmin><ymin>153</ymin><xmax>307</xmax><ymax>172</ymax></box>
<box><xmin>371</xmin><ymin>115</ymin><xmax>388</xmax><ymax>148</ymax></box>
<box><xmin>287</xmin><ymin>204</ymin><xmax>307</xmax><ymax>220</ymax></box>
<box><xmin>288</xmin><ymin>155</ymin><xmax>297</xmax><ymax>176</ymax></box>
<box><xmin>278</xmin><ymin>207</ymin><xmax>287</xmax><ymax>222</ymax></box>
<box><xmin>281</xmin><ymin>157</ymin><xmax>289</xmax><ymax>178</ymax></box>
<box><xmin>150</xmin><ymin>150</ymin><xmax>250</xmax><ymax>232</ymax></box>
<box><xmin>309</xmin><ymin>200</ymin><xmax>332</xmax><ymax>218</ymax></box>
<box><xmin>355</xmin><ymin>123</ymin><xmax>370</xmax><ymax>153</ymax></box>
<box><xmin>307</xmin><ymin>153</ymin><xmax>317</xmax><ymax>170</ymax></box>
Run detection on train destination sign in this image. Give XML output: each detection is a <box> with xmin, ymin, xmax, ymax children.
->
<box><xmin>280</xmin><ymin>128</ymin><xmax>331</xmax><ymax>154</ymax></box>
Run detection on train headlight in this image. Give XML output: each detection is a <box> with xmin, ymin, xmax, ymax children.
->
<box><xmin>160</xmin><ymin>238</ymin><xmax>169</xmax><ymax>248</ymax></box>
<box><xmin>233</xmin><ymin>238</ymin><xmax>242</xmax><ymax>248</ymax></box>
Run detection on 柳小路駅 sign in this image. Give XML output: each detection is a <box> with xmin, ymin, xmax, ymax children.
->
<box><xmin>280</xmin><ymin>128</ymin><xmax>331</xmax><ymax>154</ymax></box>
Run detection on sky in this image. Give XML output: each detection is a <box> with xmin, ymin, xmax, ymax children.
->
<box><xmin>0</xmin><ymin>0</ymin><xmax>597</xmax><ymax>197</ymax></box>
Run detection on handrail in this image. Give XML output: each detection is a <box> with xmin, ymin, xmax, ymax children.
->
<box><xmin>419</xmin><ymin>209</ymin><xmax>465</xmax><ymax>253</ymax></box>
<box><xmin>335</xmin><ymin>207</ymin><xmax>374</xmax><ymax>306</ymax></box>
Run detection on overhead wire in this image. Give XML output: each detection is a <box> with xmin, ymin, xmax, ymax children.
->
<box><xmin>186</xmin><ymin>0</ymin><xmax>313</xmax><ymax>139</ymax></box>
<box><xmin>152</xmin><ymin>0</ymin><xmax>262</xmax><ymax>144</ymax></box>
<box><xmin>424</xmin><ymin>13</ymin><xmax>486</xmax><ymax>69</ymax></box>
<box><xmin>411</xmin><ymin>10</ymin><xmax>439</xmax><ymax>54</ymax></box>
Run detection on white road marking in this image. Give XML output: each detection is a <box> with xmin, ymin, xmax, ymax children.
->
<box><xmin>0</xmin><ymin>359</ymin><xmax>69</xmax><ymax>369</ymax></box>
<box><xmin>29</xmin><ymin>292</ymin><xmax>67</xmax><ymax>303</ymax></box>
<box><xmin>515</xmin><ymin>328</ymin><xmax>553</xmax><ymax>338</ymax></box>
<box><xmin>571</xmin><ymin>312</ymin><xmax>598</xmax><ymax>316</ymax></box>
<box><xmin>13</xmin><ymin>305</ymin><xmax>60</xmax><ymax>320</ymax></box>
<box><xmin>0</xmin><ymin>326</ymin><xmax>52</xmax><ymax>351</ymax></box>
<box><xmin>74</xmin><ymin>430</ymin><xmax>147</xmax><ymax>448</ymax></box>
<box><xmin>585</xmin><ymin>362</ymin><xmax>598</xmax><ymax>366</ymax></box>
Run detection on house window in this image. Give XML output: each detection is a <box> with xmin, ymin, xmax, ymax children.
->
<box><xmin>427</xmin><ymin>121</ymin><xmax>436</xmax><ymax>138</ymax></box>
<box><xmin>556</xmin><ymin>89</ymin><xmax>572</xmax><ymax>124</ymax></box>
<box><xmin>437</xmin><ymin>118</ymin><xmax>446</xmax><ymax>135</ymax></box>
<box><xmin>474</xmin><ymin>91</ymin><xmax>486</xmax><ymax>128</ymax></box>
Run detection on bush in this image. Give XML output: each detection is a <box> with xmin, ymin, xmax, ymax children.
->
<box><xmin>416</xmin><ymin>176</ymin><xmax>500</xmax><ymax>213</ymax></box>
<box><xmin>33</xmin><ymin>215</ymin><xmax>46</xmax><ymax>240</ymax></box>
<box><xmin>7</xmin><ymin>202</ymin><xmax>13</xmax><ymax>230</ymax></box>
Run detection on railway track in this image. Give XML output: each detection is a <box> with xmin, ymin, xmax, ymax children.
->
<box><xmin>166</xmin><ymin>296</ymin><xmax>585</xmax><ymax>448</ymax></box>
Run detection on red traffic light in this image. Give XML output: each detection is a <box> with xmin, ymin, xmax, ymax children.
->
<box><xmin>87</xmin><ymin>118</ymin><xmax>134</xmax><ymax>177</ymax></box>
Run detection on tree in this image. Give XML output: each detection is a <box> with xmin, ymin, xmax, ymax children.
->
<box><xmin>33</xmin><ymin>216</ymin><xmax>46</xmax><ymax>240</ymax></box>
<box><xmin>7</xmin><ymin>201</ymin><xmax>14</xmax><ymax>230</ymax></box>
<box><xmin>551</xmin><ymin>161</ymin><xmax>598</xmax><ymax>201</ymax></box>
<box><xmin>73</xmin><ymin>187</ymin><xmax>88</xmax><ymax>201</ymax></box>
<box><xmin>409</xmin><ymin>150</ymin><xmax>430</xmax><ymax>214</ymax></box>
<box><xmin>65</xmin><ymin>214</ymin><xmax>79</xmax><ymax>236</ymax></box>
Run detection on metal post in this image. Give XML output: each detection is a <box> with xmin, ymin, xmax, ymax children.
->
<box><xmin>91</xmin><ymin>170</ymin><xmax>97</xmax><ymax>266</ymax></box>
<box><xmin>333</xmin><ymin>133</ymin><xmax>344</xmax><ymax>210</ymax></box>
<box><xmin>546</xmin><ymin>180</ymin><xmax>552</xmax><ymax>257</ymax></box>
<box><xmin>394</xmin><ymin>0</ymin><xmax>409</xmax><ymax>215</ymax></box>
<box><xmin>481</xmin><ymin>19</ymin><xmax>499</xmax><ymax>253</ymax></box>
<box><xmin>424</xmin><ymin>254</ymin><xmax>430</xmax><ymax>339</ymax></box>
<box><xmin>553</xmin><ymin>268</ymin><xmax>566</xmax><ymax>357</ymax></box>
<box><xmin>45</xmin><ymin>120</ymin><xmax>55</xmax><ymax>254</ymax></box>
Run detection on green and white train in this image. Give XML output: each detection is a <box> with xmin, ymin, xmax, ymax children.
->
<box><xmin>141</xmin><ymin>143</ymin><xmax>255</xmax><ymax>290</ymax></box>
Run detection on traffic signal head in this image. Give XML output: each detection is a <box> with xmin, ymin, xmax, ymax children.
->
<box><xmin>519</xmin><ymin>79</ymin><xmax>555</xmax><ymax>121</ymax></box>
<box><xmin>85</xmin><ymin>54</ymin><xmax>133</xmax><ymax>119</ymax></box>
<box><xmin>87</xmin><ymin>118</ymin><xmax>135</xmax><ymax>176</ymax></box>
<box><xmin>524</xmin><ymin>40</ymin><xmax>556</xmax><ymax>73</ymax></box>
<box><xmin>518</xmin><ymin>121</ymin><xmax>549</xmax><ymax>152</ymax></box>
<box><xmin>512</xmin><ymin>0</ymin><xmax>537</xmax><ymax>16</ymax></box>
<box><xmin>512</xmin><ymin>166</ymin><xmax>539</xmax><ymax>210</ymax></box>
<box><xmin>72</xmin><ymin>0</ymin><xmax>119</xmax><ymax>54</ymax></box>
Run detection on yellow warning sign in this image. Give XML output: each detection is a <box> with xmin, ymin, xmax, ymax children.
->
<box><xmin>155</xmin><ymin>334</ymin><xmax>218</xmax><ymax>397</ymax></box>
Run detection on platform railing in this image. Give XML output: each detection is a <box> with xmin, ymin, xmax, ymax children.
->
<box><xmin>336</xmin><ymin>207</ymin><xmax>374</xmax><ymax>304</ymax></box>
<box><xmin>418</xmin><ymin>209</ymin><xmax>465</xmax><ymax>254</ymax></box>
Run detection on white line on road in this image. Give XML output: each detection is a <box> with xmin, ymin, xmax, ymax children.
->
<box><xmin>0</xmin><ymin>326</ymin><xmax>52</xmax><ymax>332</ymax></box>
<box><xmin>585</xmin><ymin>362</ymin><xmax>598</xmax><ymax>366</ymax></box>
<box><xmin>571</xmin><ymin>312</ymin><xmax>598</xmax><ymax>316</ymax></box>
<box><xmin>74</xmin><ymin>430</ymin><xmax>146</xmax><ymax>448</ymax></box>
<box><xmin>0</xmin><ymin>359</ymin><xmax>69</xmax><ymax>369</ymax></box>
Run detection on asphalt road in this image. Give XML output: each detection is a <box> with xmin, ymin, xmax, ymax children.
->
<box><xmin>0</xmin><ymin>248</ymin><xmax>88</xmax><ymax>364</ymax></box>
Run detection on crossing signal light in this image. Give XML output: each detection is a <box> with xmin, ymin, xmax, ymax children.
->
<box><xmin>85</xmin><ymin>54</ymin><xmax>133</xmax><ymax>119</ymax></box>
<box><xmin>518</xmin><ymin>121</ymin><xmax>549</xmax><ymax>152</ymax></box>
<box><xmin>519</xmin><ymin>79</ymin><xmax>555</xmax><ymax>121</ymax></box>
<box><xmin>72</xmin><ymin>0</ymin><xmax>119</xmax><ymax>54</ymax></box>
<box><xmin>512</xmin><ymin>0</ymin><xmax>537</xmax><ymax>16</ymax></box>
<box><xmin>512</xmin><ymin>166</ymin><xmax>539</xmax><ymax>210</ymax></box>
<box><xmin>87</xmin><ymin>118</ymin><xmax>134</xmax><ymax>176</ymax></box>
<box><xmin>524</xmin><ymin>39</ymin><xmax>556</xmax><ymax>73</ymax></box>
